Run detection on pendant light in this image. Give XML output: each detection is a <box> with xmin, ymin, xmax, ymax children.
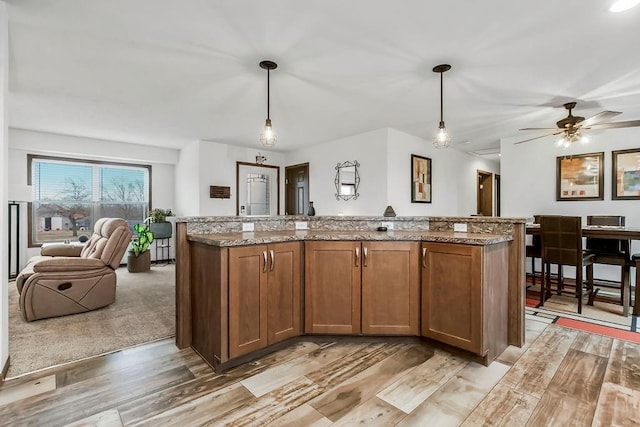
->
<box><xmin>432</xmin><ymin>64</ymin><xmax>451</xmax><ymax>149</ymax></box>
<box><xmin>259</xmin><ymin>60</ymin><xmax>278</xmax><ymax>148</ymax></box>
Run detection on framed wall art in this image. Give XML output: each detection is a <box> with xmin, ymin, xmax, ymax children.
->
<box><xmin>612</xmin><ymin>148</ymin><xmax>640</xmax><ymax>200</ymax></box>
<box><xmin>411</xmin><ymin>154</ymin><xmax>432</xmax><ymax>203</ymax></box>
<box><xmin>556</xmin><ymin>152</ymin><xmax>604</xmax><ymax>201</ymax></box>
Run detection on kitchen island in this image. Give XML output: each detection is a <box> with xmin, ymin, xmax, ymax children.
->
<box><xmin>174</xmin><ymin>216</ymin><xmax>527</xmax><ymax>371</ymax></box>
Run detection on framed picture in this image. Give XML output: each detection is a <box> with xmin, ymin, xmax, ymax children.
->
<box><xmin>411</xmin><ymin>154</ymin><xmax>432</xmax><ymax>203</ymax></box>
<box><xmin>612</xmin><ymin>148</ymin><xmax>640</xmax><ymax>200</ymax></box>
<box><xmin>556</xmin><ymin>152</ymin><xmax>604</xmax><ymax>201</ymax></box>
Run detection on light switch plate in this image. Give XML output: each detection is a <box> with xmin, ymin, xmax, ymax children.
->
<box><xmin>453</xmin><ymin>223</ymin><xmax>468</xmax><ymax>232</ymax></box>
<box><xmin>242</xmin><ymin>222</ymin><xmax>255</xmax><ymax>232</ymax></box>
<box><xmin>381</xmin><ymin>221</ymin><xmax>394</xmax><ymax>230</ymax></box>
<box><xmin>295</xmin><ymin>221</ymin><xmax>308</xmax><ymax>230</ymax></box>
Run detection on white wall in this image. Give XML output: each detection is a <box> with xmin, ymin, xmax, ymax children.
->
<box><xmin>198</xmin><ymin>141</ymin><xmax>286</xmax><ymax>216</ymax></box>
<box><xmin>501</xmin><ymin>127</ymin><xmax>640</xmax><ymax>281</ymax></box>
<box><xmin>1</xmin><ymin>0</ymin><xmax>9</xmax><ymax>377</ymax></box>
<box><xmin>284</xmin><ymin>127</ymin><xmax>499</xmax><ymax>216</ymax></box>
<box><xmin>285</xmin><ymin>129</ymin><xmax>389</xmax><ymax>216</ymax></box>
<box><xmin>386</xmin><ymin>129</ymin><xmax>499</xmax><ymax>216</ymax></box>
<box><xmin>174</xmin><ymin>140</ymin><xmax>201</xmax><ymax>216</ymax></box>
<box><xmin>7</xmin><ymin>129</ymin><xmax>179</xmax><ymax>263</ymax></box>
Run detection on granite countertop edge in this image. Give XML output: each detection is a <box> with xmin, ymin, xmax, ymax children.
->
<box><xmin>176</xmin><ymin>215</ymin><xmax>530</xmax><ymax>224</ymax></box>
<box><xmin>187</xmin><ymin>231</ymin><xmax>513</xmax><ymax>247</ymax></box>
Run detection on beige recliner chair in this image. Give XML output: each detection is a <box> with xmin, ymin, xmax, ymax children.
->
<box><xmin>16</xmin><ymin>218</ymin><xmax>133</xmax><ymax>322</ymax></box>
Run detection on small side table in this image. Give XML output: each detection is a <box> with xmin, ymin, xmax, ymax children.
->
<box><xmin>155</xmin><ymin>237</ymin><xmax>172</xmax><ymax>264</ymax></box>
<box><xmin>633</xmin><ymin>254</ymin><xmax>640</xmax><ymax>316</ymax></box>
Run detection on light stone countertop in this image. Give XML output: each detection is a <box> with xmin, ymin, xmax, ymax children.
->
<box><xmin>187</xmin><ymin>230</ymin><xmax>512</xmax><ymax>247</ymax></box>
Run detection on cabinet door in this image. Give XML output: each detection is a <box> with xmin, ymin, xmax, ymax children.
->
<box><xmin>421</xmin><ymin>242</ymin><xmax>483</xmax><ymax>354</ymax></box>
<box><xmin>228</xmin><ymin>245</ymin><xmax>268</xmax><ymax>358</ymax></box>
<box><xmin>267</xmin><ymin>242</ymin><xmax>302</xmax><ymax>344</ymax></box>
<box><xmin>361</xmin><ymin>241</ymin><xmax>420</xmax><ymax>335</ymax></box>
<box><xmin>305</xmin><ymin>241</ymin><xmax>361</xmax><ymax>334</ymax></box>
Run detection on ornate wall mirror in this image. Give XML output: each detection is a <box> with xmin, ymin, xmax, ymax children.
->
<box><xmin>236</xmin><ymin>162</ymin><xmax>280</xmax><ymax>216</ymax></box>
<box><xmin>334</xmin><ymin>160</ymin><xmax>360</xmax><ymax>200</ymax></box>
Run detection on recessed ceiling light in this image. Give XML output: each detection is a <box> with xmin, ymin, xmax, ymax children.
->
<box><xmin>610</xmin><ymin>0</ymin><xmax>640</xmax><ymax>12</ymax></box>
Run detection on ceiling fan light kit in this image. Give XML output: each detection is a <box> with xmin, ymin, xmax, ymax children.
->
<box><xmin>515</xmin><ymin>101</ymin><xmax>640</xmax><ymax>146</ymax></box>
<box><xmin>432</xmin><ymin>64</ymin><xmax>452</xmax><ymax>149</ymax></box>
<box><xmin>259</xmin><ymin>60</ymin><xmax>278</xmax><ymax>148</ymax></box>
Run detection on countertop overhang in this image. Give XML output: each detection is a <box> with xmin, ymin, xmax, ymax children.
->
<box><xmin>187</xmin><ymin>230</ymin><xmax>513</xmax><ymax>247</ymax></box>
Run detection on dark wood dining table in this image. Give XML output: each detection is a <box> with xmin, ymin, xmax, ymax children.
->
<box><xmin>526</xmin><ymin>224</ymin><xmax>640</xmax><ymax>316</ymax></box>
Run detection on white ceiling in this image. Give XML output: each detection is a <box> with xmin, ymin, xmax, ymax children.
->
<box><xmin>6</xmin><ymin>0</ymin><xmax>640</xmax><ymax>158</ymax></box>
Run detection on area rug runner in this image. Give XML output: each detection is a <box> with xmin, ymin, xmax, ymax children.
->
<box><xmin>6</xmin><ymin>264</ymin><xmax>175</xmax><ymax>378</ymax></box>
<box><xmin>554</xmin><ymin>317</ymin><xmax>640</xmax><ymax>344</ymax></box>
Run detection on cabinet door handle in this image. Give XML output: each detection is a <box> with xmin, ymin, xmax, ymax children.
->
<box><xmin>355</xmin><ymin>247</ymin><xmax>360</xmax><ymax>267</ymax></box>
<box><xmin>363</xmin><ymin>247</ymin><xmax>368</xmax><ymax>267</ymax></box>
<box><xmin>263</xmin><ymin>251</ymin><xmax>268</xmax><ymax>273</ymax></box>
<box><xmin>269</xmin><ymin>249</ymin><xmax>275</xmax><ymax>271</ymax></box>
<box><xmin>422</xmin><ymin>247</ymin><xmax>427</xmax><ymax>268</ymax></box>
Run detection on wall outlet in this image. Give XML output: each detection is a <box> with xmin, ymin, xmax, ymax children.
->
<box><xmin>381</xmin><ymin>221</ymin><xmax>394</xmax><ymax>230</ymax></box>
<box><xmin>453</xmin><ymin>223</ymin><xmax>468</xmax><ymax>232</ymax></box>
<box><xmin>242</xmin><ymin>222</ymin><xmax>255</xmax><ymax>232</ymax></box>
<box><xmin>295</xmin><ymin>221</ymin><xmax>308</xmax><ymax>230</ymax></box>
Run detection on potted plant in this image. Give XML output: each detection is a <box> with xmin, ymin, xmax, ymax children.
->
<box><xmin>127</xmin><ymin>223</ymin><xmax>155</xmax><ymax>273</ymax></box>
<box><xmin>147</xmin><ymin>208</ymin><xmax>173</xmax><ymax>239</ymax></box>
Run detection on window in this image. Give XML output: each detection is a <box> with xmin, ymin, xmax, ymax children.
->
<box><xmin>28</xmin><ymin>155</ymin><xmax>151</xmax><ymax>246</ymax></box>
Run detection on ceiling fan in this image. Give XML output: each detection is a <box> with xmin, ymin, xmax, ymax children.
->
<box><xmin>514</xmin><ymin>102</ymin><xmax>640</xmax><ymax>145</ymax></box>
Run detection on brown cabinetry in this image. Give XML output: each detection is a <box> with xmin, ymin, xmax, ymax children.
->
<box><xmin>305</xmin><ymin>241</ymin><xmax>420</xmax><ymax>336</ymax></box>
<box><xmin>305</xmin><ymin>241</ymin><xmax>361</xmax><ymax>334</ymax></box>
<box><xmin>361</xmin><ymin>242</ymin><xmax>420</xmax><ymax>335</ymax></box>
<box><xmin>229</xmin><ymin>242</ymin><xmax>301</xmax><ymax>358</ymax></box>
<box><xmin>421</xmin><ymin>241</ymin><xmax>508</xmax><ymax>364</ymax></box>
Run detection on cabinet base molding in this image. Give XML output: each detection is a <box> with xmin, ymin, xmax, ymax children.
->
<box><xmin>196</xmin><ymin>333</ymin><xmax>498</xmax><ymax>373</ymax></box>
<box><xmin>420</xmin><ymin>337</ymin><xmax>492</xmax><ymax>367</ymax></box>
<box><xmin>203</xmin><ymin>336</ymin><xmax>302</xmax><ymax>373</ymax></box>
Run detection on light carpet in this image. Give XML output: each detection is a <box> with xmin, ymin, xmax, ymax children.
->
<box><xmin>7</xmin><ymin>264</ymin><xmax>175</xmax><ymax>378</ymax></box>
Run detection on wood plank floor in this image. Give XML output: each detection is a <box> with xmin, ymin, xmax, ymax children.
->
<box><xmin>1</xmin><ymin>316</ymin><xmax>640</xmax><ymax>426</ymax></box>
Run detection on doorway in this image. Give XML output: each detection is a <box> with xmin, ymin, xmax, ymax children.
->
<box><xmin>477</xmin><ymin>170</ymin><xmax>493</xmax><ymax>216</ymax></box>
<box><xmin>285</xmin><ymin>163</ymin><xmax>309</xmax><ymax>215</ymax></box>
<box><xmin>495</xmin><ymin>174</ymin><xmax>501</xmax><ymax>217</ymax></box>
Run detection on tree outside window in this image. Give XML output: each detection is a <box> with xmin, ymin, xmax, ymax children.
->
<box><xmin>29</xmin><ymin>155</ymin><xmax>151</xmax><ymax>246</ymax></box>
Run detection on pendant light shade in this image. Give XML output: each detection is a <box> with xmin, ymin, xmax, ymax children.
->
<box><xmin>259</xmin><ymin>60</ymin><xmax>278</xmax><ymax>148</ymax></box>
<box><xmin>432</xmin><ymin>64</ymin><xmax>451</xmax><ymax>149</ymax></box>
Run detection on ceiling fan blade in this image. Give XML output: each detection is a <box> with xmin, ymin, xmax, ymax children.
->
<box><xmin>586</xmin><ymin>120</ymin><xmax>640</xmax><ymax>130</ymax></box>
<box><xmin>514</xmin><ymin>130</ymin><xmax>564</xmax><ymax>145</ymax></box>
<box><xmin>519</xmin><ymin>127</ymin><xmax>559</xmax><ymax>131</ymax></box>
<box><xmin>578</xmin><ymin>110</ymin><xmax>622</xmax><ymax>128</ymax></box>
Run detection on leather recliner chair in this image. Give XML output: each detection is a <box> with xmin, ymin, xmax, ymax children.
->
<box><xmin>16</xmin><ymin>218</ymin><xmax>133</xmax><ymax>322</ymax></box>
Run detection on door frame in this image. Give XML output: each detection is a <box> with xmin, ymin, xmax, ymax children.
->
<box><xmin>476</xmin><ymin>169</ymin><xmax>493</xmax><ymax>216</ymax></box>
<box><xmin>495</xmin><ymin>173</ymin><xmax>501</xmax><ymax>217</ymax></box>
<box><xmin>284</xmin><ymin>162</ymin><xmax>309</xmax><ymax>216</ymax></box>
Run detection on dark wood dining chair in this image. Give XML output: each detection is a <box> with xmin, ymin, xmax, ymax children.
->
<box><xmin>526</xmin><ymin>216</ymin><xmax>542</xmax><ymax>287</ymax></box>
<box><xmin>585</xmin><ymin>215</ymin><xmax>632</xmax><ymax>316</ymax></box>
<box><xmin>540</xmin><ymin>215</ymin><xmax>595</xmax><ymax>314</ymax></box>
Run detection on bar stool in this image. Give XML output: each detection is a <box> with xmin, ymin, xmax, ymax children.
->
<box><xmin>526</xmin><ymin>215</ymin><xmax>542</xmax><ymax>287</ymax></box>
<box><xmin>540</xmin><ymin>215</ymin><xmax>595</xmax><ymax>314</ymax></box>
<box><xmin>585</xmin><ymin>215</ymin><xmax>632</xmax><ymax>316</ymax></box>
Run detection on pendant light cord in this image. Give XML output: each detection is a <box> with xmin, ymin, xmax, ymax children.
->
<box><xmin>267</xmin><ymin>68</ymin><xmax>271</xmax><ymax>120</ymax></box>
<box><xmin>439</xmin><ymin>71</ymin><xmax>444</xmax><ymax>125</ymax></box>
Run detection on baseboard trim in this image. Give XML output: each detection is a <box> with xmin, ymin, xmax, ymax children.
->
<box><xmin>1</xmin><ymin>355</ymin><xmax>10</xmax><ymax>385</ymax></box>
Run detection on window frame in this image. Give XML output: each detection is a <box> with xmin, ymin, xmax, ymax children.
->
<box><xmin>27</xmin><ymin>154</ymin><xmax>153</xmax><ymax>248</ymax></box>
